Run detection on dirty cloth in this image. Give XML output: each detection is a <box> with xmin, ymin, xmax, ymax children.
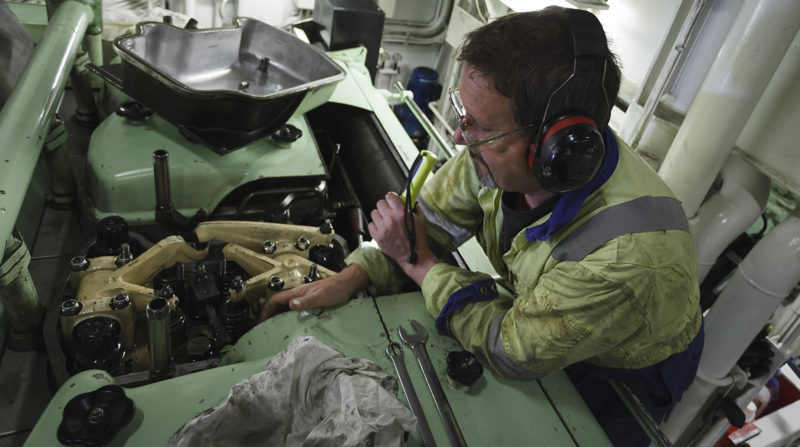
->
<box><xmin>168</xmin><ymin>336</ymin><xmax>416</xmax><ymax>447</ymax></box>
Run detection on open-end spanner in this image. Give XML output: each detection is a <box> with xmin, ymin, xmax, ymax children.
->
<box><xmin>386</xmin><ymin>342</ymin><xmax>437</xmax><ymax>447</ymax></box>
<box><xmin>398</xmin><ymin>320</ymin><xmax>467</xmax><ymax>447</ymax></box>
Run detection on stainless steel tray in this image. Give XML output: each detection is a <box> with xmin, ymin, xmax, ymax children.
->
<box><xmin>92</xmin><ymin>17</ymin><xmax>345</xmax><ymax>154</ymax></box>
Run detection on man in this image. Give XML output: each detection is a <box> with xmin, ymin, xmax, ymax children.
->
<box><xmin>263</xmin><ymin>7</ymin><xmax>703</xmax><ymax>446</ymax></box>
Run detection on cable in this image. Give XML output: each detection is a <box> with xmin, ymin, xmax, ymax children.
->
<box><xmin>402</xmin><ymin>154</ymin><xmax>425</xmax><ymax>264</ymax></box>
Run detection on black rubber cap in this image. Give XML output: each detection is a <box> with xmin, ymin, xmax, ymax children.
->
<box><xmin>446</xmin><ymin>350</ymin><xmax>483</xmax><ymax>386</ymax></box>
<box><xmin>57</xmin><ymin>385</ymin><xmax>135</xmax><ymax>446</ymax></box>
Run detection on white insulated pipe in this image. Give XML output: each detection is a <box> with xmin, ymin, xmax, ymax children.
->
<box><xmin>691</xmin><ymin>153</ymin><xmax>771</xmax><ymax>283</ymax></box>
<box><xmin>658</xmin><ymin>0</ymin><xmax>800</xmax><ymax>217</ymax></box>
<box><xmin>772</xmin><ymin>291</ymin><xmax>800</xmax><ymax>346</ymax></box>
<box><xmin>662</xmin><ymin>206</ymin><xmax>800</xmax><ymax>444</ymax></box>
<box><xmin>700</xmin><ymin>206</ymin><xmax>800</xmax><ymax>378</ymax></box>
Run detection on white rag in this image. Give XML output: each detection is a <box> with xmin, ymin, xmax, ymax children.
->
<box><xmin>168</xmin><ymin>336</ymin><xmax>417</xmax><ymax>447</ymax></box>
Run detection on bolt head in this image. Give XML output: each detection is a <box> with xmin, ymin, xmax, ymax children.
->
<box><xmin>69</xmin><ymin>256</ymin><xmax>90</xmax><ymax>272</ymax></box>
<box><xmin>61</xmin><ymin>299</ymin><xmax>82</xmax><ymax>316</ymax></box>
<box><xmin>110</xmin><ymin>293</ymin><xmax>130</xmax><ymax>310</ymax></box>
<box><xmin>296</xmin><ymin>236</ymin><xmax>310</xmax><ymax>251</ymax></box>
<box><xmin>268</xmin><ymin>275</ymin><xmax>284</xmax><ymax>291</ymax></box>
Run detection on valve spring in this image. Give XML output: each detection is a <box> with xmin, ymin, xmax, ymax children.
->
<box><xmin>219</xmin><ymin>300</ymin><xmax>249</xmax><ymax>341</ymax></box>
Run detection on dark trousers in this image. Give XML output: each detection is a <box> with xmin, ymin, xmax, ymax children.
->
<box><xmin>565</xmin><ymin>324</ymin><xmax>704</xmax><ymax>447</ymax></box>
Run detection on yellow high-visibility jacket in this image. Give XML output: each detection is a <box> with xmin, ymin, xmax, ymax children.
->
<box><xmin>346</xmin><ymin>134</ymin><xmax>702</xmax><ymax>379</ymax></box>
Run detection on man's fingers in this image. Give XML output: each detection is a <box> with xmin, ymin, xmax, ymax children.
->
<box><xmin>375</xmin><ymin>198</ymin><xmax>391</xmax><ymax>216</ymax></box>
<box><xmin>384</xmin><ymin>192</ymin><xmax>404</xmax><ymax>210</ymax></box>
<box><xmin>288</xmin><ymin>285</ymin><xmax>323</xmax><ymax>311</ymax></box>
<box><xmin>259</xmin><ymin>287</ymin><xmax>303</xmax><ymax>321</ymax></box>
<box><xmin>370</xmin><ymin>208</ymin><xmax>383</xmax><ymax>226</ymax></box>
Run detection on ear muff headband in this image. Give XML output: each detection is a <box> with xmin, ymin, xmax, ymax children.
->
<box><xmin>529</xmin><ymin>8</ymin><xmax>609</xmax><ymax>193</ymax></box>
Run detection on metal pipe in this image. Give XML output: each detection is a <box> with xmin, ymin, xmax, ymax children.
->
<box><xmin>0</xmin><ymin>0</ymin><xmax>93</xmax><ymax>251</ymax></box>
<box><xmin>629</xmin><ymin>0</ymin><xmax>706</xmax><ymax>150</ymax></box>
<box><xmin>663</xmin><ymin>204</ymin><xmax>800</xmax><ymax>443</ymax></box>
<box><xmin>691</xmin><ymin>153</ymin><xmax>770</xmax><ymax>283</ymax></box>
<box><xmin>43</xmin><ymin>117</ymin><xmax>77</xmax><ymax>207</ymax></box>
<box><xmin>658</xmin><ymin>0</ymin><xmax>800</xmax><ymax>217</ymax></box>
<box><xmin>84</xmin><ymin>23</ymin><xmax>103</xmax><ymax>66</ymax></box>
<box><xmin>427</xmin><ymin>100</ymin><xmax>456</xmax><ymax>138</ymax></box>
<box><xmin>609</xmin><ymin>378</ymin><xmax>672</xmax><ymax>447</ymax></box>
<box><xmin>700</xmin><ymin>204</ymin><xmax>800</xmax><ymax>379</ymax></box>
<box><xmin>146</xmin><ymin>297</ymin><xmax>172</xmax><ymax>377</ymax></box>
<box><xmin>384</xmin><ymin>0</ymin><xmax>452</xmax><ymax>38</ymax></box>
<box><xmin>69</xmin><ymin>52</ymin><xmax>99</xmax><ymax>127</ymax></box>
<box><xmin>153</xmin><ymin>150</ymin><xmax>172</xmax><ymax>212</ymax></box>
<box><xmin>395</xmin><ymin>81</ymin><xmax>455</xmax><ymax>159</ymax></box>
<box><xmin>0</xmin><ymin>231</ymin><xmax>43</xmax><ymax>350</ymax></box>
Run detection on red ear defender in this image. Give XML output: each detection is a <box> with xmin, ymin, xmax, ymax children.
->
<box><xmin>530</xmin><ymin>115</ymin><xmax>605</xmax><ymax>193</ymax></box>
<box><xmin>527</xmin><ymin>143</ymin><xmax>536</xmax><ymax>169</ymax></box>
<box><xmin>527</xmin><ymin>8</ymin><xmax>610</xmax><ymax>193</ymax></box>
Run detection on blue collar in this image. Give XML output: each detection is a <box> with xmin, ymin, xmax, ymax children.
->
<box><xmin>525</xmin><ymin>128</ymin><xmax>619</xmax><ymax>242</ymax></box>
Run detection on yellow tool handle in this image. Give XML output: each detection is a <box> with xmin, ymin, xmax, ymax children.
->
<box><xmin>400</xmin><ymin>150</ymin><xmax>438</xmax><ymax>206</ymax></box>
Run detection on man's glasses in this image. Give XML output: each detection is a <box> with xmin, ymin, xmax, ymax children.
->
<box><xmin>448</xmin><ymin>87</ymin><xmax>535</xmax><ymax>153</ymax></box>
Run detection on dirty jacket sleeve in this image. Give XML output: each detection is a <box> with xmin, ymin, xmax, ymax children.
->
<box><xmin>344</xmin><ymin>149</ymin><xmax>491</xmax><ymax>294</ymax></box>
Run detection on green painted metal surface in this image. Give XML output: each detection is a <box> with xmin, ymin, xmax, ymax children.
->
<box><xmin>26</xmin><ymin>293</ymin><xmax>611</xmax><ymax>446</ymax></box>
<box><xmin>7</xmin><ymin>1</ymin><xmax>48</xmax><ymax>43</ymax></box>
<box><xmin>0</xmin><ymin>0</ymin><xmax>93</xmax><ymax>251</ymax></box>
<box><xmin>86</xmin><ymin>112</ymin><xmax>325</xmax><ymax>224</ymax></box>
<box><xmin>15</xmin><ymin>160</ymin><xmax>48</xmax><ymax>248</ymax></box>
<box><xmin>0</xmin><ymin>234</ymin><xmax>42</xmax><ymax>335</ymax></box>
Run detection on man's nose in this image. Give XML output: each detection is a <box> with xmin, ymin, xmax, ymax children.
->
<box><xmin>453</xmin><ymin>127</ymin><xmax>467</xmax><ymax>145</ymax></box>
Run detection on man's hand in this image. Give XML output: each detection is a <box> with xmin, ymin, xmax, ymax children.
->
<box><xmin>368</xmin><ymin>192</ymin><xmax>438</xmax><ymax>286</ymax></box>
<box><xmin>259</xmin><ymin>263</ymin><xmax>371</xmax><ymax>321</ymax></box>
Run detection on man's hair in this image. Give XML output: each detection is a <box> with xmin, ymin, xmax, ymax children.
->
<box><xmin>457</xmin><ymin>7</ymin><xmax>621</xmax><ymax>138</ymax></box>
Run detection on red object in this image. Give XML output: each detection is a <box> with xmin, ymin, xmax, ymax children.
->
<box><xmin>728</xmin><ymin>423</ymin><xmax>761</xmax><ymax>445</ymax></box>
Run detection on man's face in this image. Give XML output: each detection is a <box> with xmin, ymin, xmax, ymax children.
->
<box><xmin>453</xmin><ymin>64</ymin><xmax>540</xmax><ymax>193</ymax></box>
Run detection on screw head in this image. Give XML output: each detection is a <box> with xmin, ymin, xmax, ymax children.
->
<box><xmin>61</xmin><ymin>299</ymin><xmax>82</xmax><ymax>316</ymax></box>
<box><xmin>110</xmin><ymin>293</ymin><xmax>130</xmax><ymax>310</ymax></box>
<box><xmin>263</xmin><ymin>240</ymin><xmax>276</xmax><ymax>254</ymax></box>
<box><xmin>295</xmin><ymin>236</ymin><xmax>310</xmax><ymax>251</ymax></box>
<box><xmin>69</xmin><ymin>256</ymin><xmax>90</xmax><ymax>272</ymax></box>
<box><xmin>268</xmin><ymin>275</ymin><xmax>284</xmax><ymax>291</ymax></box>
<box><xmin>88</xmin><ymin>407</ymin><xmax>105</xmax><ymax>424</ymax></box>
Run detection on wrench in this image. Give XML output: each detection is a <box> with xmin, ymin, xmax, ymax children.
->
<box><xmin>386</xmin><ymin>342</ymin><xmax>437</xmax><ymax>447</ymax></box>
<box><xmin>398</xmin><ymin>320</ymin><xmax>468</xmax><ymax>447</ymax></box>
